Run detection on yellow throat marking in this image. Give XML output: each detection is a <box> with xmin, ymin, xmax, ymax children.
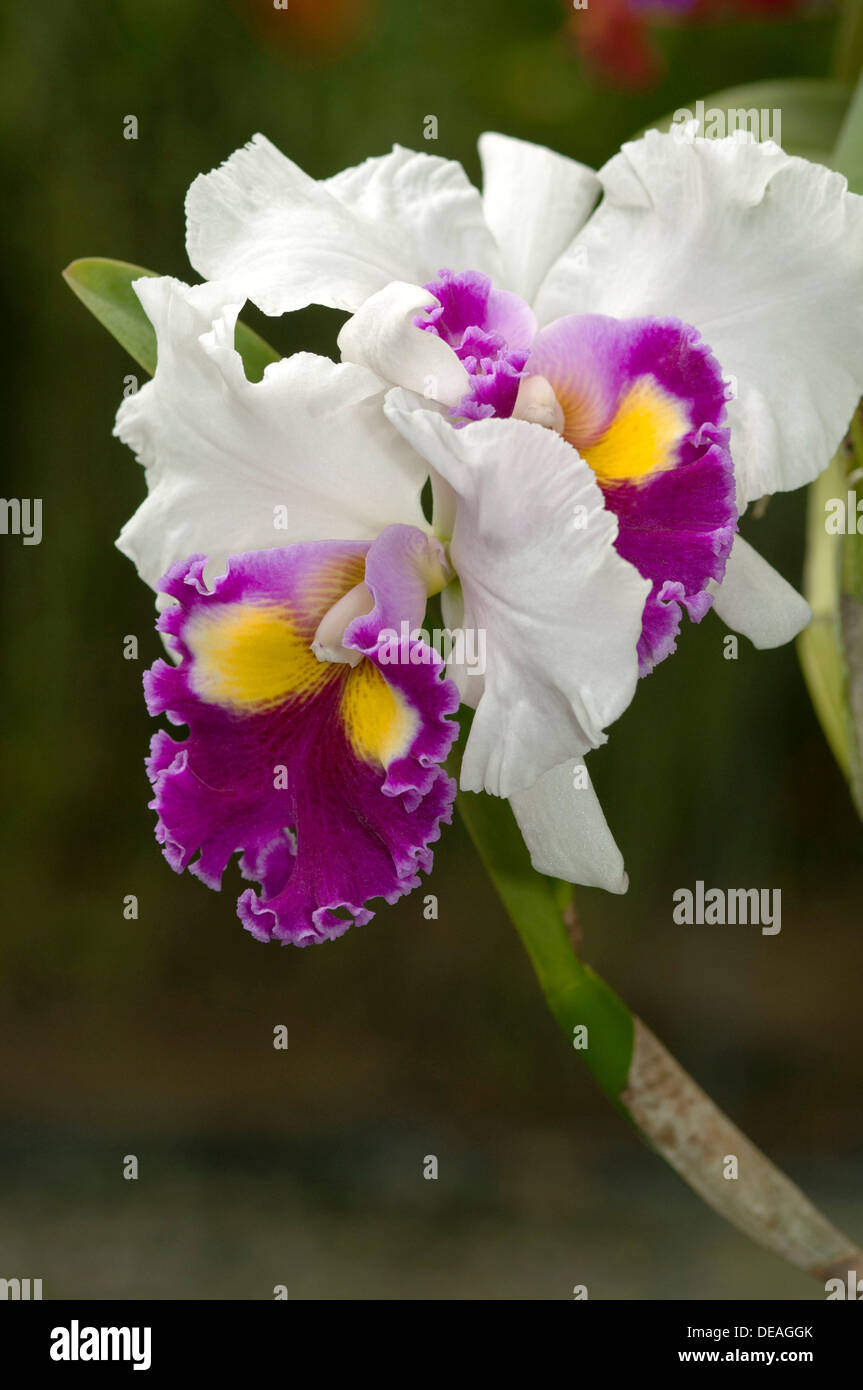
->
<box><xmin>184</xmin><ymin>598</ymin><xmax>417</xmax><ymax>770</ymax></box>
<box><xmin>580</xmin><ymin>376</ymin><xmax>688</xmax><ymax>485</ymax></box>
<box><xmin>185</xmin><ymin>602</ymin><xmax>333</xmax><ymax>712</ymax></box>
<box><xmin>341</xmin><ymin>660</ymin><xmax>417</xmax><ymax>768</ymax></box>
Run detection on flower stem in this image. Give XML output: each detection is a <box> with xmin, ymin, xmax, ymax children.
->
<box><xmin>456</xmin><ymin>788</ymin><xmax>863</xmax><ymax>1281</ymax></box>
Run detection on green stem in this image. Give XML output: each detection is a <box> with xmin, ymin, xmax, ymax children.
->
<box><xmin>457</xmin><ymin>790</ymin><xmax>863</xmax><ymax>1282</ymax></box>
<box><xmin>800</xmin><ymin>67</ymin><xmax>863</xmax><ymax>814</ymax></box>
<box><xmin>456</xmin><ymin>787</ymin><xmax>632</xmax><ymax>1100</ymax></box>
<box><xmin>799</xmin><ymin>448</ymin><xmax>856</xmax><ymax>789</ymax></box>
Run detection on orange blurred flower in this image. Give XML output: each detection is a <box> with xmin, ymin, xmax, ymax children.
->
<box><xmin>233</xmin><ymin>0</ymin><xmax>378</xmax><ymax>60</ymax></box>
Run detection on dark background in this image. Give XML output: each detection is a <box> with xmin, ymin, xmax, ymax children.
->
<box><xmin>1</xmin><ymin>0</ymin><xmax>861</xmax><ymax>1298</ymax></box>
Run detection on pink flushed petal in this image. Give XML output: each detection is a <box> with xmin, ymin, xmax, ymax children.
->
<box><xmin>344</xmin><ymin>523</ymin><xmax>458</xmax><ymax>804</ymax></box>
<box><xmin>417</xmin><ymin>268</ymin><xmax>536</xmax><ymax>423</ymax></box>
<box><xmin>144</xmin><ymin>532</ymin><xmax>458</xmax><ymax>946</ymax></box>
<box><xmin>406</xmin><ymin>264</ymin><xmax>737</xmax><ymax>679</ymax></box>
<box><xmin>528</xmin><ymin>312</ymin><xmax>737</xmax><ymax>674</ymax></box>
<box><xmin>420</xmin><ymin>267</ymin><xmax>537</xmax><ymax>351</ymax></box>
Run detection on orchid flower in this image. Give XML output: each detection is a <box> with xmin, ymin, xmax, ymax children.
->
<box><xmin>114</xmin><ymin>126</ymin><xmax>863</xmax><ymax>942</ymax></box>
<box><xmin>64</xmin><ymin>73</ymin><xmax>863</xmax><ymax>1283</ymax></box>
<box><xmin>146</xmin><ymin>127</ymin><xmax>861</xmax><ymax>900</ymax></box>
<box><xmin>115</xmin><ymin>270</ymin><xmax>644</xmax><ymax>938</ymax></box>
<box><xmin>114</xmin><ymin>277</ymin><xmax>467</xmax><ymax>946</ymax></box>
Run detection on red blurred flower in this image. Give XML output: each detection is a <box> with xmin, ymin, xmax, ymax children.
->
<box><xmin>564</xmin><ymin>0</ymin><xmax>827</xmax><ymax>91</ymax></box>
<box><xmin>695</xmin><ymin>0</ymin><xmax>804</xmax><ymax>13</ymax></box>
<box><xmin>564</xmin><ymin>0</ymin><xmax>660</xmax><ymax>90</ymax></box>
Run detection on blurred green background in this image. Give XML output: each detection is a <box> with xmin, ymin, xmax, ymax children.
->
<box><xmin>1</xmin><ymin>0</ymin><xmax>861</xmax><ymax>1299</ymax></box>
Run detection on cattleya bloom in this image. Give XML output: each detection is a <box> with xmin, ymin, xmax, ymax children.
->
<box><xmin>115</xmin><ymin>126</ymin><xmax>863</xmax><ymax>942</ymax></box>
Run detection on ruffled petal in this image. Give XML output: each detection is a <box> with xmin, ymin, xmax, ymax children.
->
<box><xmin>114</xmin><ymin>277</ymin><xmax>428</xmax><ymax>589</ymax></box>
<box><xmin>534</xmin><ymin>130</ymin><xmax>863</xmax><ymax>505</ymax></box>
<box><xmin>145</xmin><ymin>532</ymin><xmax>459</xmax><ymax>945</ymax></box>
<box><xmin>337</xmin><ymin>281</ymin><xmax>470</xmax><ymax>406</ymax></box>
<box><xmin>420</xmin><ymin>267</ymin><xmax>537</xmax><ymax>354</ymax></box>
<box><xmin>710</xmin><ymin>533</ymin><xmax>811</xmax><ymax>647</ymax></box>
<box><xmin>509</xmin><ymin>758</ymin><xmax>628</xmax><ymax>892</ymax></box>
<box><xmin>185</xmin><ymin>134</ymin><xmax>501</xmax><ymax>315</ymax></box>
<box><xmin>527</xmin><ymin>312</ymin><xmax>737</xmax><ymax>674</ymax></box>
<box><xmin>417</xmin><ymin>268</ymin><xmax>535</xmax><ymax>423</ymax></box>
<box><xmin>384</xmin><ymin>391</ymin><xmax>651</xmax><ymax>797</ymax></box>
<box><xmin>479</xmin><ymin>132</ymin><xmax>600</xmax><ymax>303</ymax></box>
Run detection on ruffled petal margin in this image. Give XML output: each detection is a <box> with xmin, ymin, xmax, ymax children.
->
<box><xmin>144</xmin><ymin>531</ymin><xmax>459</xmax><ymax>945</ymax></box>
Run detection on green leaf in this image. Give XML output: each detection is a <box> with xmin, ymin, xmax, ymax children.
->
<box><xmin>63</xmin><ymin>259</ymin><xmax>160</xmax><ymax>374</ymax></box>
<box><xmin>454</xmin><ymin>761</ymin><xmax>633</xmax><ymax>1099</ymax></box>
<box><xmin>62</xmin><ymin>257</ymin><xmax>281</xmax><ymax>382</ymax></box>
<box><xmin>639</xmin><ymin>79</ymin><xmax>852</xmax><ymax>164</ymax></box>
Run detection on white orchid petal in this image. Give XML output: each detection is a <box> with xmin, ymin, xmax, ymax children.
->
<box><xmin>479</xmin><ymin>131</ymin><xmax>600</xmax><ymax>303</ymax></box>
<box><xmin>509</xmin><ymin>758</ymin><xmax>628</xmax><ymax>892</ymax></box>
<box><xmin>535</xmin><ymin>130</ymin><xmax>863</xmax><ymax>505</ymax></box>
<box><xmin>384</xmin><ymin>391</ymin><xmax>650</xmax><ymax>798</ymax></box>
<box><xmin>114</xmin><ymin>277</ymin><xmax>427</xmax><ymax>589</ymax></box>
<box><xmin>710</xmin><ymin>534</ymin><xmax>811</xmax><ymax>647</ymax></box>
<box><xmin>437</xmin><ymin>578</ymin><xmax>485</xmax><ymax>708</ymax></box>
<box><xmin>431</xmin><ymin>465</ymin><xmax>459</xmax><ymax>541</ymax></box>
<box><xmin>185</xmin><ymin>135</ymin><xmax>501</xmax><ymax>316</ymax></box>
<box><xmin>338</xmin><ymin>281</ymin><xmax>470</xmax><ymax>406</ymax></box>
